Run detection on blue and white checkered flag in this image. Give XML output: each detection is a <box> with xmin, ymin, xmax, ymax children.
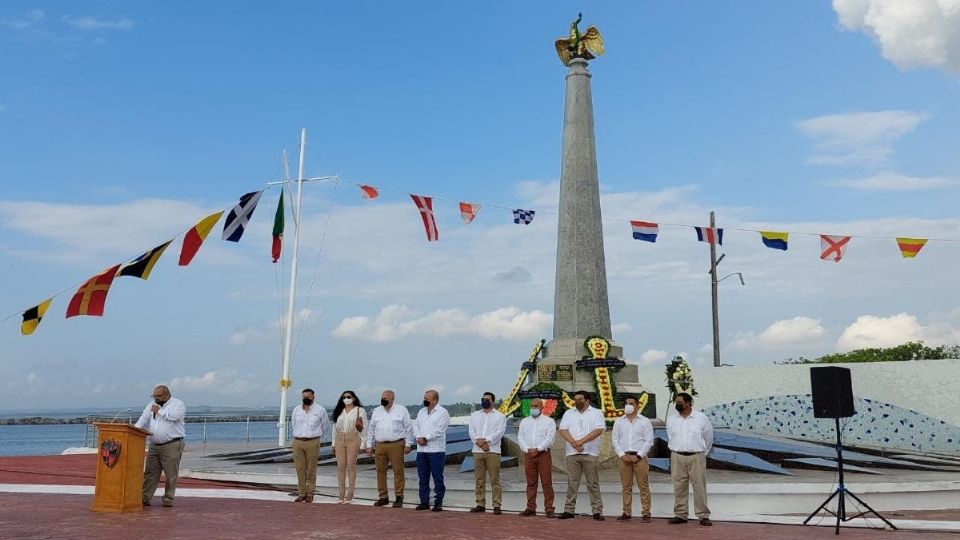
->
<box><xmin>513</xmin><ymin>209</ymin><xmax>535</xmax><ymax>225</ymax></box>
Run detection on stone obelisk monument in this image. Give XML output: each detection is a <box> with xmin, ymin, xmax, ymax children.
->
<box><xmin>532</xmin><ymin>20</ymin><xmax>646</xmax><ymax>401</ymax></box>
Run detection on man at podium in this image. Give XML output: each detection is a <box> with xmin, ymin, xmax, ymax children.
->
<box><xmin>134</xmin><ymin>385</ymin><xmax>187</xmax><ymax>507</ymax></box>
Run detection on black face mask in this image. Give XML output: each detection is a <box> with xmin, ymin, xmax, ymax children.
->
<box><xmin>154</xmin><ymin>398</ymin><xmax>167</xmax><ymax>406</ymax></box>
<box><xmin>380</xmin><ymin>398</ymin><xmax>390</xmax><ymax>407</ymax></box>
<box><xmin>422</xmin><ymin>399</ymin><xmax>431</xmax><ymax>407</ymax></box>
<box><xmin>675</xmin><ymin>403</ymin><xmax>686</xmax><ymax>413</ymax></box>
<box><xmin>480</xmin><ymin>399</ymin><xmax>492</xmax><ymax>409</ymax></box>
<box><xmin>302</xmin><ymin>398</ymin><xmax>313</xmax><ymax>406</ymax></box>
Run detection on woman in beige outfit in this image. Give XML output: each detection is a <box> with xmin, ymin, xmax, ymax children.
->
<box><xmin>332</xmin><ymin>390</ymin><xmax>368</xmax><ymax>503</ymax></box>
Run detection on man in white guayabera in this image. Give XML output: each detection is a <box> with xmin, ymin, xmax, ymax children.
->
<box><xmin>135</xmin><ymin>385</ymin><xmax>186</xmax><ymax>507</ymax></box>
<box><xmin>667</xmin><ymin>392</ymin><xmax>714</xmax><ymax>527</ymax></box>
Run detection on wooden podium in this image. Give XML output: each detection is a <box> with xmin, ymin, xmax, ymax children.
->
<box><xmin>91</xmin><ymin>422</ymin><xmax>151</xmax><ymax>513</ymax></box>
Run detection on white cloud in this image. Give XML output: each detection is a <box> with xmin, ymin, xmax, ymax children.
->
<box><xmin>452</xmin><ymin>384</ymin><xmax>475</xmax><ymax>397</ymax></box>
<box><xmin>638</xmin><ymin>349</ymin><xmax>668</xmax><ymax>366</ymax></box>
<box><xmin>731</xmin><ymin>317</ymin><xmax>827</xmax><ymax>350</ymax></box>
<box><xmin>168</xmin><ymin>369</ymin><xmax>265</xmax><ymax>395</ymax></box>
<box><xmin>827</xmin><ymin>172</ymin><xmax>959</xmax><ymax>191</ymax></box>
<box><xmin>795</xmin><ymin>110</ymin><xmax>927</xmax><ymax>166</ymax></box>
<box><xmin>836</xmin><ymin>312</ymin><xmax>960</xmax><ymax>351</ymax></box>
<box><xmin>834</xmin><ymin>0</ymin><xmax>960</xmax><ymax>75</ymax></box>
<box><xmin>61</xmin><ymin>16</ymin><xmax>133</xmax><ymax>31</ymax></box>
<box><xmin>229</xmin><ymin>309</ymin><xmax>316</xmax><ymax>345</ymax></box>
<box><xmin>1</xmin><ymin>9</ymin><xmax>45</xmax><ymax>31</ymax></box>
<box><xmin>612</xmin><ymin>322</ymin><xmax>633</xmax><ymax>334</ymax></box>
<box><xmin>331</xmin><ymin>304</ymin><xmax>552</xmax><ymax>343</ymax></box>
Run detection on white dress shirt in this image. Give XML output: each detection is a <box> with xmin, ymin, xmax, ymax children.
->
<box><xmin>517</xmin><ymin>415</ymin><xmax>556</xmax><ymax>453</ymax></box>
<box><xmin>612</xmin><ymin>414</ymin><xmax>655</xmax><ymax>458</ymax></box>
<box><xmin>291</xmin><ymin>403</ymin><xmax>329</xmax><ymax>439</ymax></box>
<box><xmin>334</xmin><ymin>406</ymin><xmax>369</xmax><ymax>449</ymax></box>
<box><xmin>367</xmin><ymin>405</ymin><xmax>414</xmax><ymax>448</ymax></box>
<box><xmin>468</xmin><ymin>409</ymin><xmax>507</xmax><ymax>454</ymax></box>
<box><xmin>413</xmin><ymin>405</ymin><xmax>451</xmax><ymax>453</ymax></box>
<box><xmin>666</xmin><ymin>409</ymin><xmax>714</xmax><ymax>453</ymax></box>
<box><xmin>558</xmin><ymin>406</ymin><xmax>606</xmax><ymax>456</ymax></box>
<box><xmin>134</xmin><ymin>396</ymin><xmax>186</xmax><ymax>445</ymax></box>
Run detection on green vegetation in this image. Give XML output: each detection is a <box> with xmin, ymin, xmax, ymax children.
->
<box><xmin>778</xmin><ymin>341</ymin><xmax>960</xmax><ymax>365</ymax></box>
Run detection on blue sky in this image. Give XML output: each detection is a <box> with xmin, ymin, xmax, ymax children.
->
<box><xmin>1</xmin><ymin>1</ymin><xmax>959</xmax><ymax>411</ymax></box>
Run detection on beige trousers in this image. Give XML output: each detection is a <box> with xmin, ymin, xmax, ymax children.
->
<box><xmin>564</xmin><ymin>454</ymin><xmax>602</xmax><ymax>514</ymax></box>
<box><xmin>142</xmin><ymin>439</ymin><xmax>185</xmax><ymax>504</ymax></box>
<box><xmin>671</xmin><ymin>452</ymin><xmax>710</xmax><ymax>519</ymax></box>
<box><xmin>618</xmin><ymin>456</ymin><xmax>651</xmax><ymax>517</ymax></box>
<box><xmin>334</xmin><ymin>431</ymin><xmax>361</xmax><ymax>499</ymax></box>
<box><xmin>292</xmin><ymin>438</ymin><xmax>320</xmax><ymax>496</ymax></box>
<box><xmin>374</xmin><ymin>439</ymin><xmax>406</xmax><ymax>499</ymax></box>
<box><xmin>473</xmin><ymin>452</ymin><xmax>502</xmax><ymax>508</ymax></box>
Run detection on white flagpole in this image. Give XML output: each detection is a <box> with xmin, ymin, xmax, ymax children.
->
<box><xmin>278</xmin><ymin>128</ymin><xmax>306</xmax><ymax>446</ymax></box>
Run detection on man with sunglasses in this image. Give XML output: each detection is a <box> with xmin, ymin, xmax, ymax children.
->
<box><xmin>135</xmin><ymin>385</ymin><xmax>186</xmax><ymax>508</ymax></box>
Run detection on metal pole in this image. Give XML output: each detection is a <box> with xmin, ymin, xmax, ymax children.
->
<box><xmin>710</xmin><ymin>211</ymin><xmax>721</xmax><ymax>368</ymax></box>
<box><xmin>278</xmin><ymin>128</ymin><xmax>306</xmax><ymax>447</ymax></box>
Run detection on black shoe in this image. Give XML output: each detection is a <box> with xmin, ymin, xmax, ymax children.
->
<box><xmin>373</xmin><ymin>498</ymin><xmax>389</xmax><ymax>507</ymax></box>
<box><xmin>520</xmin><ymin>509</ymin><xmax>536</xmax><ymax>517</ymax></box>
<box><xmin>557</xmin><ymin>512</ymin><xmax>575</xmax><ymax>519</ymax></box>
<box><xmin>416</xmin><ymin>504</ymin><xmax>430</xmax><ymax>510</ymax></box>
<box><xmin>641</xmin><ymin>516</ymin><xmax>651</xmax><ymax>523</ymax></box>
<box><xmin>700</xmin><ymin>518</ymin><xmax>713</xmax><ymax>526</ymax></box>
<box><xmin>668</xmin><ymin>517</ymin><xmax>688</xmax><ymax>524</ymax></box>
<box><xmin>469</xmin><ymin>506</ymin><xmax>486</xmax><ymax>513</ymax></box>
<box><xmin>392</xmin><ymin>497</ymin><xmax>403</xmax><ymax>508</ymax></box>
<box><xmin>142</xmin><ymin>500</ymin><xmax>151</xmax><ymax>507</ymax></box>
<box><xmin>617</xmin><ymin>514</ymin><xmax>631</xmax><ymax>521</ymax></box>
<box><xmin>432</xmin><ymin>505</ymin><xmax>443</xmax><ymax>512</ymax></box>
<box><xmin>593</xmin><ymin>513</ymin><xmax>605</xmax><ymax>521</ymax></box>
<box><xmin>545</xmin><ymin>511</ymin><xmax>556</xmax><ymax>518</ymax></box>
<box><xmin>493</xmin><ymin>507</ymin><xmax>502</xmax><ymax>515</ymax></box>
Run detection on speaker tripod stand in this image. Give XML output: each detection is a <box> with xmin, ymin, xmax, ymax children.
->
<box><xmin>803</xmin><ymin>417</ymin><xmax>897</xmax><ymax>535</ymax></box>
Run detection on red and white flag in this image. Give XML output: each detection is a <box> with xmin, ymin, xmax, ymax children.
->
<box><xmin>411</xmin><ymin>194</ymin><xmax>438</xmax><ymax>241</ymax></box>
<box><xmin>820</xmin><ymin>235</ymin><xmax>851</xmax><ymax>262</ymax></box>
<box><xmin>360</xmin><ymin>185</ymin><xmax>379</xmax><ymax>200</ymax></box>
<box><xmin>459</xmin><ymin>202</ymin><xmax>481</xmax><ymax>224</ymax></box>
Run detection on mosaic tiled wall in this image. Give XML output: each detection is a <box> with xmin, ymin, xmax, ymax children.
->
<box><xmin>703</xmin><ymin>394</ymin><xmax>960</xmax><ymax>455</ymax></box>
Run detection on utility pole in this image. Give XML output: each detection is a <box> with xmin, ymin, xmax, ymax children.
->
<box><xmin>709</xmin><ymin>211</ymin><xmax>721</xmax><ymax>368</ymax></box>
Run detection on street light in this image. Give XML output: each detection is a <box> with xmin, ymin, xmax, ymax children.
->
<box><xmin>705</xmin><ymin>212</ymin><xmax>746</xmax><ymax>368</ymax></box>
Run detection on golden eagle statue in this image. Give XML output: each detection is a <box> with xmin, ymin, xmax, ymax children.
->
<box><xmin>555</xmin><ymin>13</ymin><xmax>604</xmax><ymax>66</ymax></box>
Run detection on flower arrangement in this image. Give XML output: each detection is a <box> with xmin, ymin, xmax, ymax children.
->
<box><xmin>665</xmin><ymin>355</ymin><xmax>697</xmax><ymax>402</ymax></box>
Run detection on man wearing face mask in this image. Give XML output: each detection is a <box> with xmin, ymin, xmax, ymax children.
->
<box><xmin>667</xmin><ymin>392</ymin><xmax>714</xmax><ymax>526</ymax></box>
<box><xmin>366</xmin><ymin>390</ymin><xmax>414</xmax><ymax>508</ymax></box>
<box><xmin>135</xmin><ymin>385</ymin><xmax>186</xmax><ymax>507</ymax></box>
<box><xmin>557</xmin><ymin>390</ymin><xmax>606</xmax><ymax>520</ymax></box>
<box><xmin>517</xmin><ymin>398</ymin><xmax>557</xmax><ymax>517</ymax></box>
<box><xmin>290</xmin><ymin>388</ymin><xmax>329</xmax><ymax>503</ymax></box>
<box><xmin>413</xmin><ymin>389</ymin><xmax>450</xmax><ymax>511</ymax></box>
<box><xmin>612</xmin><ymin>395</ymin><xmax>654</xmax><ymax>522</ymax></box>
<box><xmin>468</xmin><ymin>391</ymin><xmax>507</xmax><ymax>514</ymax></box>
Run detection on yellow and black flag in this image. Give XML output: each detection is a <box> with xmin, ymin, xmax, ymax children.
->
<box><xmin>117</xmin><ymin>240</ymin><xmax>173</xmax><ymax>280</ymax></box>
<box><xmin>21</xmin><ymin>298</ymin><xmax>53</xmax><ymax>336</ymax></box>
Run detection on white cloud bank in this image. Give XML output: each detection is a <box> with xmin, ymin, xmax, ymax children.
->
<box><xmin>169</xmin><ymin>369</ymin><xmax>267</xmax><ymax>395</ymax></box>
<box><xmin>834</xmin><ymin>0</ymin><xmax>960</xmax><ymax>75</ymax></box>
<box><xmin>731</xmin><ymin>317</ymin><xmax>827</xmax><ymax>350</ymax></box>
<box><xmin>795</xmin><ymin>110</ymin><xmax>927</xmax><ymax>167</ymax></box>
<box><xmin>331</xmin><ymin>305</ymin><xmax>552</xmax><ymax>343</ymax></box>
<box><xmin>827</xmin><ymin>172</ymin><xmax>959</xmax><ymax>191</ymax></box>
<box><xmin>836</xmin><ymin>312</ymin><xmax>960</xmax><ymax>351</ymax></box>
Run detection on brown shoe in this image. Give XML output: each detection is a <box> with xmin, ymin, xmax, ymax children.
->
<box><xmin>469</xmin><ymin>506</ymin><xmax>486</xmax><ymax>513</ymax></box>
<box><xmin>616</xmin><ymin>514</ymin><xmax>631</xmax><ymax>521</ymax></box>
<box><xmin>294</xmin><ymin>495</ymin><xmax>306</xmax><ymax>503</ymax></box>
<box><xmin>304</xmin><ymin>495</ymin><xmax>314</xmax><ymax>503</ymax></box>
<box><xmin>641</xmin><ymin>516</ymin><xmax>652</xmax><ymax>523</ymax></box>
<box><xmin>700</xmin><ymin>518</ymin><xmax>713</xmax><ymax>526</ymax></box>
<box><xmin>668</xmin><ymin>517</ymin><xmax>688</xmax><ymax>524</ymax></box>
<box><xmin>545</xmin><ymin>511</ymin><xmax>556</xmax><ymax>518</ymax></box>
<box><xmin>493</xmin><ymin>507</ymin><xmax>502</xmax><ymax>515</ymax></box>
<box><xmin>520</xmin><ymin>509</ymin><xmax>536</xmax><ymax>517</ymax></box>
<box><xmin>162</xmin><ymin>500</ymin><xmax>173</xmax><ymax>508</ymax></box>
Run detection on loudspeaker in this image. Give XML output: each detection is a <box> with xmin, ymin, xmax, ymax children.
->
<box><xmin>810</xmin><ymin>366</ymin><xmax>855</xmax><ymax>418</ymax></box>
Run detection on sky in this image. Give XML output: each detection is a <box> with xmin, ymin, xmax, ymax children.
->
<box><xmin>1</xmin><ymin>1</ymin><xmax>959</xmax><ymax>412</ymax></box>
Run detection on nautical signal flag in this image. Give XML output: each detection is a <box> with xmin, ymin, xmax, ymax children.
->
<box><xmin>760</xmin><ymin>231</ymin><xmax>788</xmax><ymax>251</ymax></box>
<box><xmin>66</xmin><ymin>264</ymin><xmax>122</xmax><ymax>318</ymax></box>
<box><xmin>360</xmin><ymin>185</ymin><xmax>379</xmax><ymax>200</ymax></box>
<box><xmin>118</xmin><ymin>240</ymin><xmax>173</xmax><ymax>280</ymax></box>
<box><xmin>179</xmin><ymin>211</ymin><xmax>224</xmax><ymax>266</ymax></box>
<box><xmin>460</xmin><ymin>202</ymin><xmax>481</xmax><ymax>224</ymax></box>
<box><xmin>896</xmin><ymin>237</ymin><xmax>927</xmax><ymax>259</ymax></box>
<box><xmin>410</xmin><ymin>194</ymin><xmax>438</xmax><ymax>241</ymax></box>
<box><xmin>21</xmin><ymin>298</ymin><xmax>53</xmax><ymax>336</ymax></box>
<box><xmin>272</xmin><ymin>189</ymin><xmax>284</xmax><ymax>263</ymax></box>
<box><xmin>694</xmin><ymin>226</ymin><xmax>723</xmax><ymax>245</ymax></box>
<box><xmin>630</xmin><ymin>221</ymin><xmax>658</xmax><ymax>243</ymax></box>
<box><xmin>513</xmin><ymin>209</ymin><xmax>535</xmax><ymax>225</ymax></box>
<box><xmin>222</xmin><ymin>191</ymin><xmax>263</xmax><ymax>242</ymax></box>
<box><xmin>820</xmin><ymin>235</ymin><xmax>851</xmax><ymax>263</ymax></box>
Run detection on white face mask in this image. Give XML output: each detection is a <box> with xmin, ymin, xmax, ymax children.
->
<box><xmin>342</xmin><ymin>398</ymin><xmax>354</xmax><ymax>405</ymax></box>
<box><xmin>623</xmin><ymin>404</ymin><xmax>636</xmax><ymax>415</ymax></box>
<box><xmin>530</xmin><ymin>408</ymin><xmax>541</xmax><ymax>417</ymax></box>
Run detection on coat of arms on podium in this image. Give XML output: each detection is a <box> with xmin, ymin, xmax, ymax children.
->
<box><xmin>100</xmin><ymin>438</ymin><xmax>121</xmax><ymax>469</ymax></box>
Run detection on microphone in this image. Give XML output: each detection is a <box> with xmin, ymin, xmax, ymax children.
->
<box><xmin>110</xmin><ymin>408</ymin><xmax>133</xmax><ymax>423</ymax></box>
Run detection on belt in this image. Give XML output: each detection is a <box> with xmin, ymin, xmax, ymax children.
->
<box><xmin>378</xmin><ymin>438</ymin><xmax>405</xmax><ymax>444</ymax></box>
<box><xmin>294</xmin><ymin>436</ymin><xmax>320</xmax><ymax>441</ymax></box>
<box><xmin>673</xmin><ymin>451</ymin><xmax>700</xmax><ymax>456</ymax></box>
<box><xmin>155</xmin><ymin>437</ymin><xmax>183</xmax><ymax>446</ymax></box>
<box><xmin>624</xmin><ymin>451</ymin><xmax>638</xmax><ymax>456</ymax></box>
